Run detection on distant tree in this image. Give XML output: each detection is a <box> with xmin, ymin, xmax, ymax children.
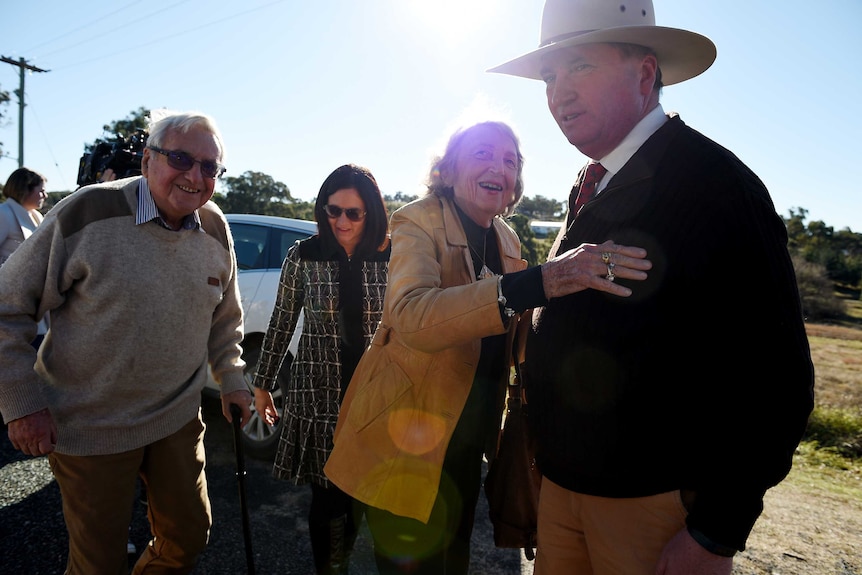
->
<box><xmin>99</xmin><ymin>106</ymin><xmax>150</xmax><ymax>143</ymax></box>
<box><xmin>214</xmin><ymin>170</ymin><xmax>308</xmax><ymax>218</ymax></box>
<box><xmin>269</xmin><ymin>199</ymin><xmax>315</xmax><ymax>221</ymax></box>
<box><xmin>384</xmin><ymin>191</ymin><xmax>419</xmax><ymax>215</ymax></box>
<box><xmin>792</xmin><ymin>255</ymin><xmax>845</xmax><ymax>321</ymax></box>
<box><xmin>784</xmin><ymin>207</ymin><xmax>862</xmax><ymax>288</ymax></box>
<box><xmin>80</xmin><ymin>106</ymin><xmax>149</xmax><ymax>158</ymax></box>
<box><xmin>77</xmin><ymin>107</ymin><xmax>151</xmax><ymax>185</ymax></box>
<box><xmin>507</xmin><ymin>213</ymin><xmax>542</xmax><ymax>267</ymax></box>
<box><xmin>832</xmin><ymin>228</ymin><xmax>862</xmax><ymax>288</ymax></box>
<box><xmin>387</xmin><ymin>192</ymin><xmax>420</xmax><ymax>203</ymax></box>
<box><xmin>516</xmin><ymin>195</ymin><xmax>565</xmax><ymax>221</ymax></box>
<box><xmin>785</xmin><ymin>207</ymin><xmax>809</xmax><ymax>253</ymax></box>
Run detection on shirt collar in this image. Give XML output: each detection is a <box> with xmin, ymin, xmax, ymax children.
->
<box><xmin>136</xmin><ymin>178</ymin><xmax>202</xmax><ymax>231</ymax></box>
<box><xmin>594</xmin><ymin>104</ymin><xmax>668</xmax><ymax>192</ymax></box>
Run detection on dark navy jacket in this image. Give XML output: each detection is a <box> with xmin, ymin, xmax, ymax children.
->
<box><xmin>525</xmin><ymin>114</ymin><xmax>814</xmax><ymax>550</ymax></box>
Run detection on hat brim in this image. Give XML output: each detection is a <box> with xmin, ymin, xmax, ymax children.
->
<box><xmin>487</xmin><ymin>26</ymin><xmax>716</xmax><ymax>86</ymax></box>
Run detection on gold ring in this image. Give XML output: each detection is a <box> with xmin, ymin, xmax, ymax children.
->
<box><xmin>601</xmin><ymin>252</ymin><xmax>611</xmax><ymax>264</ymax></box>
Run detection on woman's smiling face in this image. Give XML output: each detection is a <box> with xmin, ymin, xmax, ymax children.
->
<box><xmin>448</xmin><ymin>124</ymin><xmax>520</xmax><ymax>227</ymax></box>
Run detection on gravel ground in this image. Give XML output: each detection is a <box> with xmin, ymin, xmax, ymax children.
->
<box><xmin>4</xmin><ymin>396</ymin><xmax>860</xmax><ymax>575</ymax></box>
<box><xmin>0</xmin><ymin>396</ymin><xmax>531</xmax><ymax>575</ymax></box>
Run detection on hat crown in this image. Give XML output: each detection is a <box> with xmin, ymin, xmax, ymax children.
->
<box><xmin>541</xmin><ymin>0</ymin><xmax>656</xmax><ymax>47</ymax></box>
<box><xmin>488</xmin><ymin>0</ymin><xmax>715</xmax><ymax>85</ymax></box>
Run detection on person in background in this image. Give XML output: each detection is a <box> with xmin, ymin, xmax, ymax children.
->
<box><xmin>488</xmin><ymin>1</ymin><xmax>815</xmax><ymax>573</ymax></box>
<box><xmin>0</xmin><ymin>167</ymin><xmax>49</xmax><ymax>348</ymax></box>
<box><xmin>0</xmin><ymin>109</ymin><xmax>252</xmax><ymax>574</ymax></box>
<box><xmin>325</xmin><ymin>119</ymin><xmax>652</xmax><ymax>574</ymax></box>
<box><xmin>253</xmin><ymin>164</ymin><xmax>391</xmax><ymax>575</ymax></box>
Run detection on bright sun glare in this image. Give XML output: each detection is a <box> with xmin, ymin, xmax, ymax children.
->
<box><xmin>402</xmin><ymin>0</ymin><xmax>497</xmax><ymax>49</ymax></box>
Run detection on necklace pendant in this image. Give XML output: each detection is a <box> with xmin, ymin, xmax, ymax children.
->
<box><xmin>478</xmin><ymin>264</ymin><xmax>495</xmax><ymax>280</ymax></box>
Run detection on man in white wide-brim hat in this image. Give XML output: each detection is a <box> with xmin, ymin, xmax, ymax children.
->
<box><xmin>489</xmin><ymin>1</ymin><xmax>815</xmax><ymax>574</ymax></box>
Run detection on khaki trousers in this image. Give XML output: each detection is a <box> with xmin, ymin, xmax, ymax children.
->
<box><xmin>48</xmin><ymin>414</ymin><xmax>211</xmax><ymax>575</ymax></box>
<box><xmin>534</xmin><ymin>477</ymin><xmax>687</xmax><ymax>575</ymax></box>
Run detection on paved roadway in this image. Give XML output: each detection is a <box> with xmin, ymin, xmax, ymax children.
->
<box><xmin>1</xmin><ymin>396</ymin><xmax>532</xmax><ymax>574</ymax></box>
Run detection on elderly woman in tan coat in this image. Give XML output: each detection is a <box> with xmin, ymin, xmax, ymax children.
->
<box><xmin>325</xmin><ymin>119</ymin><xmax>651</xmax><ymax>575</ymax></box>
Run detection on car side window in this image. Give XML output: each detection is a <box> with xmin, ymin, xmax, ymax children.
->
<box><xmin>268</xmin><ymin>228</ymin><xmax>313</xmax><ymax>269</ymax></box>
<box><xmin>229</xmin><ymin>223</ymin><xmax>269</xmax><ymax>270</ymax></box>
<box><xmin>229</xmin><ymin>221</ymin><xmax>315</xmax><ymax>270</ymax></box>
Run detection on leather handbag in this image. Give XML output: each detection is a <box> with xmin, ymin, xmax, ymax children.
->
<box><xmin>483</xmin><ymin>317</ymin><xmax>541</xmax><ymax>560</ymax></box>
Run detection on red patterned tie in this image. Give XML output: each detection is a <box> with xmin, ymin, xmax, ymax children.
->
<box><xmin>573</xmin><ymin>162</ymin><xmax>607</xmax><ymax>216</ymax></box>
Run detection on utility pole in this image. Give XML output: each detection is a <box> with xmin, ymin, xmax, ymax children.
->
<box><xmin>1</xmin><ymin>56</ymin><xmax>50</xmax><ymax>167</ymax></box>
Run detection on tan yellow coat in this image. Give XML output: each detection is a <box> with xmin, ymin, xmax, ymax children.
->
<box><xmin>324</xmin><ymin>193</ymin><xmax>527</xmax><ymax>523</ymax></box>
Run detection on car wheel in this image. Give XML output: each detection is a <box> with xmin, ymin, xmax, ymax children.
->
<box><xmin>239</xmin><ymin>338</ymin><xmax>290</xmax><ymax>460</ymax></box>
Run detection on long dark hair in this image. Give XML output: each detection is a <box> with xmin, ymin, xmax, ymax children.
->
<box><xmin>314</xmin><ymin>164</ymin><xmax>389</xmax><ymax>257</ymax></box>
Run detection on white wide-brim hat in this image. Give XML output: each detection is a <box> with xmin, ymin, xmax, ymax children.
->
<box><xmin>488</xmin><ymin>0</ymin><xmax>716</xmax><ymax>86</ymax></box>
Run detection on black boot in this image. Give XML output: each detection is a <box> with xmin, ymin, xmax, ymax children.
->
<box><xmin>327</xmin><ymin>514</ymin><xmax>350</xmax><ymax>575</ymax></box>
<box><xmin>310</xmin><ymin>513</ymin><xmax>357</xmax><ymax>575</ymax></box>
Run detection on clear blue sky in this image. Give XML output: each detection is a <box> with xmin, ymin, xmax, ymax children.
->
<box><xmin>2</xmin><ymin>0</ymin><xmax>860</xmax><ymax>232</ymax></box>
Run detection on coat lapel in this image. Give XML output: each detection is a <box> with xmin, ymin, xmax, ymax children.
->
<box><xmin>8</xmin><ymin>199</ymin><xmax>41</xmax><ymax>239</ymax></box>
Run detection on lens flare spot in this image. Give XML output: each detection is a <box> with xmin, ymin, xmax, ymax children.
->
<box><xmin>387</xmin><ymin>408</ymin><xmax>447</xmax><ymax>455</ymax></box>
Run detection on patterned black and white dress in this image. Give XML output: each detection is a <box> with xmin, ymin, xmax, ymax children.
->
<box><xmin>255</xmin><ymin>235</ymin><xmax>390</xmax><ymax>486</ymax></box>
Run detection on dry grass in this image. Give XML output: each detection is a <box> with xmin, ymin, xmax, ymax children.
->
<box><xmin>804</xmin><ymin>294</ymin><xmax>862</xmax><ymax>411</ymax></box>
<box><xmin>806</xmin><ymin>326</ymin><xmax>862</xmax><ymax>411</ymax></box>
<box><xmin>731</xmin><ymin>294</ymin><xmax>862</xmax><ymax>574</ymax></box>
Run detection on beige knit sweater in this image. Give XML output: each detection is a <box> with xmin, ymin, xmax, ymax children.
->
<box><xmin>0</xmin><ymin>178</ymin><xmax>246</xmax><ymax>455</ymax></box>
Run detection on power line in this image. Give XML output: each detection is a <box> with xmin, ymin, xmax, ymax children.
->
<box><xmin>28</xmin><ymin>103</ymin><xmax>69</xmax><ymax>190</ymax></box>
<box><xmin>34</xmin><ymin>0</ymin><xmax>194</xmax><ymax>60</ymax></box>
<box><xmin>26</xmin><ymin>0</ymin><xmax>287</xmax><ymax>72</ymax></box>
<box><xmin>21</xmin><ymin>3</ymin><xmax>141</xmax><ymax>55</ymax></box>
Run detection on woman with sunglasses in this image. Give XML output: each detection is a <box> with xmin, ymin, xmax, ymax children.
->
<box><xmin>252</xmin><ymin>164</ymin><xmax>390</xmax><ymax>575</ymax></box>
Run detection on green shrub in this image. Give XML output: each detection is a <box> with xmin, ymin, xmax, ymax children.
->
<box><xmin>804</xmin><ymin>406</ymin><xmax>862</xmax><ymax>459</ymax></box>
<box><xmin>793</xmin><ymin>256</ymin><xmax>846</xmax><ymax>320</ymax></box>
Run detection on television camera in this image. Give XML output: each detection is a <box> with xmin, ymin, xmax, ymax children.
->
<box><xmin>76</xmin><ymin>129</ymin><xmax>148</xmax><ymax>187</ymax></box>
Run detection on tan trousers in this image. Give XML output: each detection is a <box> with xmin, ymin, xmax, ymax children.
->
<box><xmin>534</xmin><ymin>477</ymin><xmax>687</xmax><ymax>575</ymax></box>
<box><xmin>48</xmin><ymin>414</ymin><xmax>211</xmax><ymax>575</ymax></box>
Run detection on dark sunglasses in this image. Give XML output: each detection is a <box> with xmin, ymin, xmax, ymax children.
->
<box><xmin>324</xmin><ymin>204</ymin><xmax>366</xmax><ymax>222</ymax></box>
<box><xmin>148</xmin><ymin>145</ymin><xmax>226</xmax><ymax>179</ymax></box>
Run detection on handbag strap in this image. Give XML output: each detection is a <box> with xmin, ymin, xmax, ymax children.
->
<box><xmin>510</xmin><ymin>310</ymin><xmax>531</xmax><ymax>405</ymax></box>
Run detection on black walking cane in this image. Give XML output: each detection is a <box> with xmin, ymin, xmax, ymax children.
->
<box><xmin>229</xmin><ymin>403</ymin><xmax>256</xmax><ymax>575</ymax></box>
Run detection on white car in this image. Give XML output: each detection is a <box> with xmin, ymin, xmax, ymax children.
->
<box><xmin>205</xmin><ymin>213</ymin><xmax>317</xmax><ymax>459</ymax></box>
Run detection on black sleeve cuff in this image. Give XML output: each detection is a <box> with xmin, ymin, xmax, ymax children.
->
<box><xmin>688</xmin><ymin>527</ymin><xmax>738</xmax><ymax>557</ymax></box>
<box><xmin>499</xmin><ymin>267</ymin><xmax>548</xmax><ymax>313</ymax></box>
